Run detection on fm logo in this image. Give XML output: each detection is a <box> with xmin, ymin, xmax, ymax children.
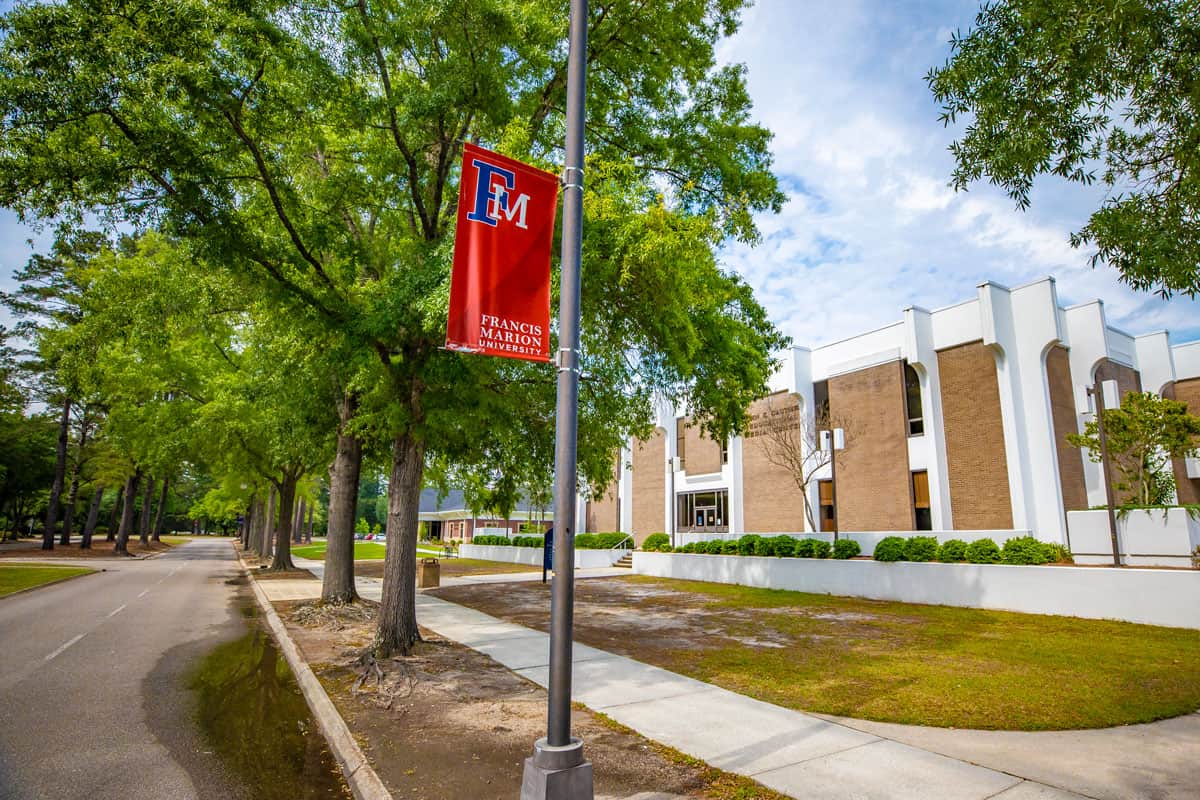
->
<box><xmin>465</xmin><ymin>158</ymin><xmax>530</xmax><ymax>229</ymax></box>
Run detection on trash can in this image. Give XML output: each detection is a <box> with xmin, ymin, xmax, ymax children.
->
<box><xmin>417</xmin><ymin>557</ymin><xmax>440</xmax><ymax>588</ymax></box>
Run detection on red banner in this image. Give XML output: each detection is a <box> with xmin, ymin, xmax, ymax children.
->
<box><xmin>446</xmin><ymin>143</ymin><xmax>559</xmax><ymax>363</ymax></box>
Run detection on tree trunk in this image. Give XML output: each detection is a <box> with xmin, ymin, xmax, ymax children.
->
<box><xmin>106</xmin><ymin>486</ymin><xmax>123</xmax><ymax>541</ymax></box>
<box><xmin>115</xmin><ymin>471</ymin><xmax>141</xmax><ymax>557</ymax></box>
<box><xmin>151</xmin><ymin>477</ymin><xmax>170</xmax><ymax>542</ymax></box>
<box><xmin>376</xmin><ymin>432</ymin><xmax>425</xmax><ymax>656</ymax></box>
<box><xmin>254</xmin><ymin>498</ymin><xmax>268</xmax><ymax>556</ymax></box>
<box><xmin>59</xmin><ymin>414</ymin><xmax>90</xmax><ymax>546</ymax></box>
<box><xmin>42</xmin><ymin>398</ymin><xmax>71</xmax><ymax>550</ymax></box>
<box><xmin>323</xmin><ymin>406</ymin><xmax>363</xmax><ymax>603</ymax></box>
<box><xmin>305</xmin><ymin>502</ymin><xmax>314</xmax><ymax>543</ymax></box>
<box><xmin>264</xmin><ymin>485</ymin><xmax>276</xmax><ymax>559</ymax></box>
<box><xmin>241</xmin><ymin>500</ymin><xmax>253</xmax><ymax>549</ymax></box>
<box><xmin>81</xmin><ymin>486</ymin><xmax>103</xmax><ymax>549</ymax></box>
<box><xmin>270</xmin><ymin>474</ymin><xmax>297</xmax><ymax>571</ymax></box>
<box><xmin>292</xmin><ymin>498</ymin><xmax>304</xmax><ymax>544</ymax></box>
<box><xmin>138</xmin><ymin>477</ymin><xmax>155</xmax><ymax>546</ymax></box>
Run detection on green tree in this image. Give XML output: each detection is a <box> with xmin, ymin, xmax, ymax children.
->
<box><xmin>1069</xmin><ymin>391</ymin><xmax>1200</xmax><ymax>506</ymax></box>
<box><xmin>0</xmin><ymin>0</ymin><xmax>786</xmax><ymax>654</ymax></box>
<box><xmin>927</xmin><ymin>0</ymin><xmax>1200</xmax><ymax>297</ymax></box>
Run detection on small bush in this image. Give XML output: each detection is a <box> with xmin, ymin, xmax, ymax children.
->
<box><xmin>937</xmin><ymin>539</ymin><xmax>968</xmax><ymax>562</ymax></box>
<box><xmin>737</xmin><ymin>534</ymin><xmax>761</xmax><ymax>556</ymax></box>
<box><xmin>873</xmin><ymin>536</ymin><xmax>907</xmax><ymax>562</ymax></box>
<box><xmin>753</xmin><ymin>536</ymin><xmax>775</xmax><ymax>557</ymax></box>
<box><xmin>722</xmin><ymin>539</ymin><xmax>740</xmax><ymax>555</ymax></box>
<box><xmin>812</xmin><ymin>540</ymin><xmax>832</xmax><ymax>559</ymax></box>
<box><xmin>1001</xmin><ymin>535</ymin><xmax>1051</xmax><ymax>565</ymax></box>
<box><xmin>710</xmin><ymin>539</ymin><xmax>729</xmax><ymax>554</ymax></box>
<box><xmin>904</xmin><ymin>536</ymin><xmax>939</xmax><ymax>562</ymax></box>
<box><xmin>793</xmin><ymin>538</ymin><xmax>815</xmax><ymax>558</ymax></box>
<box><xmin>642</xmin><ymin>533</ymin><xmax>670</xmax><ymax>552</ymax></box>
<box><xmin>832</xmin><ymin>539</ymin><xmax>861</xmax><ymax>559</ymax></box>
<box><xmin>681</xmin><ymin>542</ymin><xmax>697</xmax><ymax>553</ymax></box>
<box><xmin>1040</xmin><ymin>542</ymin><xmax>1073</xmax><ymax>564</ymax></box>
<box><xmin>772</xmin><ymin>536</ymin><xmax>797</xmax><ymax>557</ymax></box>
<box><xmin>965</xmin><ymin>537</ymin><xmax>1001</xmax><ymax>564</ymax></box>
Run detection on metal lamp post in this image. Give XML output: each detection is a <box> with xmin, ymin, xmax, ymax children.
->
<box><xmin>1087</xmin><ymin>379</ymin><xmax>1122</xmax><ymax>567</ymax></box>
<box><xmin>520</xmin><ymin>0</ymin><xmax>594</xmax><ymax>797</ymax></box>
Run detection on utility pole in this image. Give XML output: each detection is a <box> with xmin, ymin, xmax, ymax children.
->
<box><xmin>1088</xmin><ymin>379</ymin><xmax>1122</xmax><ymax>567</ymax></box>
<box><xmin>521</xmin><ymin>1</ymin><xmax>594</xmax><ymax>797</ymax></box>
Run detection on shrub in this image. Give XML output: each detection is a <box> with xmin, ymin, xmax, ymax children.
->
<box><xmin>937</xmin><ymin>539</ymin><xmax>968</xmax><ymax>562</ymax></box>
<box><xmin>794</xmin><ymin>538</ymin><xmax>816</xmax><ymax>558</ymax></box>
<box><xmin>514</xmin><ymin>535</ymin><xmax>544</xmax><ymax>548</ymax></box>
<box><xmin>1041</xmin><ymin>542</ymin><xmax>1073</xmax><ymax>564</ymax></box>
<box><xmin>904</xmin><ymin>536</ymin><xmax>939</xmax><ymax>562</ymax></box>
<box><xmin>772</xmin><ymin>536</ymin><xmax>797</xmax><ymax>557</ymax></box>
<box><xmin>737</xmin><ymin>535</ymin><xmax>761</xmax><ymax>556</ymax></box>
<box><xmin>753</xmin><ymin>536</ymin><xmax>775</xmax><ymax>557</ymax></box>
<box><xmin>832</xmin><ymin>539</ymin><xmax>860</xmax><ymax>559</ymax></box>
<box><xmin>965</xmin><ymin>537</ymin><xmax>1001</xmax><ymax>564</ymax></box>
<box><xmin>873</xmin><ymin>536</ymin><xmax>907</xmax><ymax>562</ymax></box>
<box><xmin>722</xmin><ymin>540</ymin><xmax>740</xmax><ymax>555</ymax></box>
<box><xmin>681</xmin><ymin>542</ymin><xmax>697</xmax><ymax>553</ymax></box>
<box><xmin>472</xmin><ymin>535</ymin><xmax>509</xmax><ymax>546</ymax></box>
<box><xmin>574</xmin><ymin>533</ymin><xmax>598</xmax><ymax>549</ymax></box>
<box><xmin>590</xmin><ymin>532</ymin><xmax>631</xmax><ymax>549</ymax></box>
<box><xmin>642</xmin><ymin>533</ymin><xmax>670</xmax><ymax>552</ymax></box>
<box><xmin>1001</xmin><ymin>535</ymin><xmax>1051</xmax><ymax>565</ymax></box>
<box><xmin>707</xmin><ymin>539</ymin><xmax>728</xmax><ymax>554</ymax></box>
<box><xmin>812</xmin><ymin>540</ymin><xmax>832</xmax><ymax>559</ymax></box>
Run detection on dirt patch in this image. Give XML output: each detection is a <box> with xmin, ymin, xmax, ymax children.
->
<box><xmin>0</xmin><ymin>538</ymin><xmax>175</xmax><ymax>559</ymax></box>
<box><xmin>277</xmin><ymin>599</ymin><xmax>787</xmax><ymax>799</ymax></box>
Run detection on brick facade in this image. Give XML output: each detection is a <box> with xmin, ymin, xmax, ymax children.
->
<box><xmin>680</xmin><ymin>417</ymin><xmax>723</xmax><ymax>476</ymax></box>
<box><xmin>741</xmin><ymin>393</ymin><xmax>809</xmax><ymax>532</ymax></box>
<box><xmin>1095</xmin><ymin>359</ymin><xmax>1143</xmax><ymax>398</ymax></box>
<box><xmin>1166</xmin><ymin>378</ymin><xmax>1200</xmax><ymax>505</ymax></box>
<box><xmin>585</xmin><ymin>454</ymin><xmax>621</xmax><ymax>532</ymax></box>
<box><xmin>828</xmin><ymin>361</ymin><xmax>915</xmax><ymax>531</ymax></box>
<box><xmin>630</xmin><ymin>429</ymin><xmax>666</xmax><ymax>544</ymax></box>
<box><xmin>937</xmin><ymin>341</ymin><xmax>1014</xmax><ymax>530</ymax></box>
<box><xmin>1046</xmin><ymin>345</ymin><xmax>1088</xmax><ymax>511</ymax></box>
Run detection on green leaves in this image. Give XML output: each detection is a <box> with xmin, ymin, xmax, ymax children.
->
<box><xmin>927</xmin><ymin>0</ymin><xmax>1200</xmax><ymax>297</ymax></box>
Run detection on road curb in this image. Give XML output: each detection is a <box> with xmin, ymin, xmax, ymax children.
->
<box><xmin>236</xmin><ymin>547</ymin><xmax>393</xmax><ymax>800</ymax></box>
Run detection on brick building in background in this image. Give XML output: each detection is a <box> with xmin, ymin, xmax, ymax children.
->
<box><xmin>587</xmin><ymin>277</ymin><xmax>1200</xmax><ymax>547</ymax></box>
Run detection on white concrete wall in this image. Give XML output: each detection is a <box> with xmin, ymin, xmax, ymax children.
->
<box><xmin>461</xmin><ymin>544</ymin><xmax>623</xmax><ymax>568</ymax></box>
<box><xmin>633</xmin><ymin>552</ymin><xmax>1200</xmax><ymax>629</ymax></box>
<box><xmin>1067</xmin><ymin>508</ymin><xmax>1200</xmax><ymax>567</ymax></box>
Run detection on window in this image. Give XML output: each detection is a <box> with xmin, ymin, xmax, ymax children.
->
<box><xmin>903</xmin><ymin>362</ymin><xmax>924</xmax><ymax>436</ymax></box>
<box><xmin>720</xmin><ymin>440</ymin><xmax>729</xmax><ymax>465</ymax></box>
<box><xmin>813</xmin><ymin>380</ymin><xmax>830</xmax><ymax>422</ymax></box>
<box><xmin>676</xmin><ymin>418</ymin><xmax>686</xmax><ymax>471</ymax></box>
<box><xmin>912</xmin><ymin>470</ymin><xmax>932</xmax><ymax>530</ymax></box>
<box><xmin>676</xmin><ymin>490</ymin><xmax>729</xmax><ymax>532</ymax></box>
<box><xmin>818</xmin><ymin>480</ymin><xmax>836</xmax><ymax>532</ymax></box>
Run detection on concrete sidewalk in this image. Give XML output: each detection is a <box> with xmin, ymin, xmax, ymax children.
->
<box><xmin>265</xmin><ymin>557</ymin><xmax>1197</xmax><ymax>800</ymax></box>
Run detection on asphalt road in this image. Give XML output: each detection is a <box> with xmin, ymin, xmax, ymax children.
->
<box><xmin>0</xmin><ymin>539</ymin><xmax>251</xmax><ymax>800</ymax></box>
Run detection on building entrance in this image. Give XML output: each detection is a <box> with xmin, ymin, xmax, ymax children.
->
<box><xmin>677</xmin><ymin>489</ymin><xmax>729</xmax><ymax>533</ymax></box>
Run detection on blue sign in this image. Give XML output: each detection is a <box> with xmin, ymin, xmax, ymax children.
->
<box><xmin>543</xmin><ymin>527</ymin><xmax>554</xmax><ymax>571</ymax></box>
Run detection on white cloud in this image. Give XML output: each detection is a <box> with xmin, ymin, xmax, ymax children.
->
<box><xmin>718</xmin><ymin>0</ymin><xmax>1200</xmax><ymax>347</ymax></box>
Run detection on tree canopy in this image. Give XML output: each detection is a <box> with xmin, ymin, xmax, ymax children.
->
<box><xmin>927</xmin><ymin>0</ymin><xmax>1200</xmax><ymax>297</ymax></box>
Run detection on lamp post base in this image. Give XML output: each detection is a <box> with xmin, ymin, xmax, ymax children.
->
<box><xmin>520</xmin><ymin>737</ymin><xmax>593</xmax><ymax>800</ymax></box>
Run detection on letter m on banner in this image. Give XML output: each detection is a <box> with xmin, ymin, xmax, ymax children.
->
<box><xmin>446</xmin><ymin>143</ymin><xmax>559</xmax><ymax>363</ymax></box>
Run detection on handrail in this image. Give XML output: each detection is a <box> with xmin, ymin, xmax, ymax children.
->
<box><xmin>610</xmin><ymin>535</ymin><xmax>633</xmax><ymax>551</ymax></box>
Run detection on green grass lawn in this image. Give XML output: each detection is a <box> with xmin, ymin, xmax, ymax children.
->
<box><xmin>0</xmin><ymin>564</ymin><xmax>94</xmax><ymax>596</ymax></box>
<box><xmin>639</xmin><ymin>577</ymin><xmax>1200</xmax><ymax>731</ymax></box>
<box><xmin>291</xmin><ymin>541</ymin><xmax>387</xmax><ymax>560</ymax></box>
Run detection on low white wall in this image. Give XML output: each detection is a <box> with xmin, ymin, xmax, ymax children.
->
<box><xmin>632</xmin><ymin>551</ymin><xmax>1200</xmax><ymax>630</ymax></box>
<box><xmin>461</xmin><ymin>544</ymin><xmax>623</xmax><ymax>568</ymax></box>
<box><xmin>1068</xmin><ymin>508</ymin><xmax>1200</xmax><ymax>567</ymax></box>
<box><xmin>676</xmin><ymin>529</ymin><xmax>1032</xmax><ymax>553</ymax></box>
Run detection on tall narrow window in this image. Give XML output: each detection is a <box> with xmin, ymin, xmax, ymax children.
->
<box><xmin>676</xmin><ymin>418</ymin><xmax>686</xmax><ymax>470</ymax></box>
<box><xmin>818</xmin><ymin>480</ymin><xmax>836</xmax><ymax>532</ymax></box>
<box><xmin>813</xmin><ymin>380</ymin><xmax>830</xmax><ymax>422</ymax></box>
<box><xmin>912</xmin><ymin>470</ymin><xmax>932</xmax><ymax>530</ymax></box>
<box><xmin>720</xmin><ymin>440</ymin><xmax>729</xmax><ymax>465</ymax></box>
<box><xmin>903</xmin><ymin>362</ymin><xmax>924</xmax><ymax>436</ymax></box>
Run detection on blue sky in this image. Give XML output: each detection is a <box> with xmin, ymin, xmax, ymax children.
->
<box><xmin>3</xmin><ymin>0</ymin><xmax>1198</xmax><ymax>347</ymax></box>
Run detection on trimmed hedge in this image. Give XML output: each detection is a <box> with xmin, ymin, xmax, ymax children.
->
<box><xmin>1001</xmin><ymin>535</ymin><xmax>1051</xmax><ymax>565</ymax></box>
<box><xmin>873</xmin><ymin>536</ymin><xmax>907</xmax><ymax>562</ymax></box>
<box><xmin>641</xmin><ymin>532</ymin><xmax>670</xmax><ymax>552</ymax></box>
<box><xmin>832</xmin><ymin>539</ymin><xmax>861</xmax><ymax>559</ymax></box>
<box><xmin>737</xmin><ymin>534</ymin><xmax>761</xmax><ymax>556</ymax></box>
<box><xmin>794</xmin><ymin>538</ymin><xmax>815</xmax><ymax>558</ymax></box>
<box><xmin>904</xmin><ymin>536</ymin><xmax>939</xmax><ymax>562</ymax></box>
<box><xmin>966</xmin><ymin>537</ymin><xmax>1001</xmax><ymax>564</ymax></box>
<box><xmin>937</xmin><ymin>539</ymin><xmax>968</xmax><ymax>562</ymax></box>
<box><xmin>772</xmin><ymin>535</ymin><xmax>797</xmax><ymax>557</ymax></box>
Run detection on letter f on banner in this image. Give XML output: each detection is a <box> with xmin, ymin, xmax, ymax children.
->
<box><xmin>446</xmin><ymin>143</ymin><xmax>559</xmax><ymax>363</ymax></box>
